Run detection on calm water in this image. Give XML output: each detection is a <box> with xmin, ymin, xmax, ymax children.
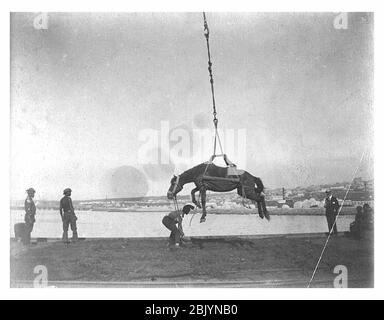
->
<box><xmin>10</xmin><ymin>209</ymin><xmax>355</xmax><ymax>238</ymax></box>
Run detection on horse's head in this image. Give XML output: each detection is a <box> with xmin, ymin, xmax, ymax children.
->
<box><xmin>167</xmin><ymin>175</ymin><xmax>183</xmax><ymax>199</ymax></box>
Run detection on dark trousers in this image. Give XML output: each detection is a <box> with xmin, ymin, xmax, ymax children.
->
<box><xmin>162</xmin><ymin>216</ymin><xmax>180</xmax><ymax>245</ymax></box>
<box><xmin>24</xmin><ymin>222</ymin><xmax>34</xmax><ymax>244</ymax></box>
<box><xmin>326</xmin><ymin>212</ymin><xmax>338</xmax><ymax>234</ymax></box>
<box><xmin>350</xmin><ymin>221</ymin><xmax>361</xmax><ymax>239</ymax></box>
<box><xmin>62</xmin><ymin>212</ymin><xmax>78</xmax><ymax>242</ymax></box>
<box><xmin>24</xmin><ymin>214</ymin><xmax>35</xmax><ymax>244</ymax></box>
<box><xmin>62</xmin><ymin>212</ymin><xmax>77</xmax><ymax>232</ymax></box>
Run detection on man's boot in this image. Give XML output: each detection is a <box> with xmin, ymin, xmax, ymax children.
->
<box><xmin>72</xmin><ymin>231</ymin><xmax>78</xmax><ymax>242</ymax></box>
<box><xmin>62</xmin><ymin>231</ymin><xmax>69</xmax><ymax>243</ymax></box>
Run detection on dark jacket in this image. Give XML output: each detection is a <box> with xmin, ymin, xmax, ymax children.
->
<box><xmin>324</xmin><ymin>195</ymin><xmax>339</xmax><ymax>215</ymax></box>
<box><xmin>24</xmin><ymin>196</ymin><xmax>36</xmax><ymax>216</ymax></box>
<box><xmin>24</xmin><ymin>196</ymin><xmax>36</xmax><ymax>223</ymax></box>
<box><xmin>60</xmin><ymin>196</ymin><xmax>75</xmax><ymax>214</ymax></box>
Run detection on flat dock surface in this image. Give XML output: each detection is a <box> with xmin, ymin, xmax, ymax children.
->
<box><xmin>10</xmin><ymin>234</ymin><xmax>373</xmax><ymax>288</ymax></box>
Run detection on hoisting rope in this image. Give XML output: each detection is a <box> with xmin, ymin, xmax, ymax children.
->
<box><xmin>186</xmin><ymin>13</ymin><xmax>250</xmax><ymax>226</ymax></box>
<box><xmin>203</xmin><ymin>12</ymin><xmax>224</xmax><ymax>159</ymax></box>
<box><xmin>199</xmin><ymin>13</ymin><xmax>249</xmax><ymax>217</ymax></box>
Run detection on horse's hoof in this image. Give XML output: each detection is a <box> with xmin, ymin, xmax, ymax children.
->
<box><xmin>259</xmin><ymin>214</ymin><xmax>264</xmax><ymax>219</ymax></box>
<box><xmin>200</xmin><ymin>218</ymin><xmax>206</xmax><ymax>223</ymax></box>
<box><xmin>265</xmin><ymin>213</ymin><xmax>271</xmax><ymax>221</ymax></box>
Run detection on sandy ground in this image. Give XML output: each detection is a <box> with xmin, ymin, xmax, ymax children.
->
<box><xmin>10</xmin><ymin>233</ymin><xmax>373</xmax><ymax>288</ymax></box>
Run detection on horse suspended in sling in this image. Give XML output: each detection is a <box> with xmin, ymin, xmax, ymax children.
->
<box><xmin>167</xmin><ymin>162</ymin><xmax>269</xmax><ymax>223</ymax></box>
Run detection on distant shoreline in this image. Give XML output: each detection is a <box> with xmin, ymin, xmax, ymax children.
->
<box><xmin>10</xmin><ymin>207</ymin><xmax>357</xmax><ymax>216</ymax></box>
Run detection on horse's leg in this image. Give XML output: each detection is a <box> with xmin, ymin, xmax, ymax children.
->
<box><xmin>254</xmin><ymin>194</ymin><xmax>270</xmax><ymax>221</ymax></box>
<box><xmin>254</xmin><ymin>200</ymin><xmax>264</xmax><ymax>219</ymax></box>
<box><xmin>261</xmin><ymin>197</ymin><xmax>270</xmax><ymax>221</ymax></box>
<box><xmin>191</xmin><ymin>187</ymin><xmax>201</xmax><ymax>208</ymax></box>
<box><xmin>237</xmin><ymin>186</ymin><xmax>250</xmax><ymax>209</ymax></box>
<box><xmin>200</xmin><ymin>188</ymin><xmax>207</xmax><ymax>223</ymax></box>
<box><xmin>245</xmin><ymin>186</ymin><xmax>265</xmax><ymax>220</ymax></box>
<box><xmin>237</xmin><ymin>186</ymin><xmax>242</xmax><ymax>197</ymax></box>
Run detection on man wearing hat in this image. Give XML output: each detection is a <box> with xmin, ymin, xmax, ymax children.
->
<box><xmin>324</xmin><ymin>190</ymin><xmax>339</xmax><ymax>235</ymax></box>
<box><xmin>162</xmin><ymin>204</ymin><xmax>195</xmax><ymax>248</ymax></box>
<box><xmin>59</xmin><ymin>188</ymin><xmax>78</xmax><ymax>243</ymax></box>
<box><xmin>24</xmin><ymin>188</ymin><xmax>36</xmax><ymax>244</ymax></box>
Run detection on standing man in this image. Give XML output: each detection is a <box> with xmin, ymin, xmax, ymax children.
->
<box><xmin>162</xmin><ymin>204</ymin><xmax>194</xmax><ymax>248</ymax></box>
<box><xmin>324</xmin><ymin>190</ymin><xmax>339</xmax><ymax>235</ymax></box>
<box><xmin>59</xmin><ymin>188</ymin><xmax>78</xmax><ymax>243</ymax></box>
<box><xmin>24</xmin><ymin>188</ymin><xmax>36</xmax><ymax>244</ymax></box>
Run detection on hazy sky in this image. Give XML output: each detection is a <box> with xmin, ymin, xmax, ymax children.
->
<box><xmin>11</xmin><ymin>12</ymin><xmax>374</xmax><ymax>200</ymax></box>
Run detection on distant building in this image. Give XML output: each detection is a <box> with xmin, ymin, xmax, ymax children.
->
<box><xmin>330</xmin><ymin>186</ymin><xmax>346</xmax><ymax>190</ymax></box>
<box><xmin>351</xmin><ymin>177</ymin><xmax>373</xmax><ymax>191</ymax></box>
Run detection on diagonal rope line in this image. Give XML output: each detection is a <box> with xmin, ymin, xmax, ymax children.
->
<box><xmin>307</xmin><ymin>148</ymin><xmax>368</xmax><ymax>288</ymax></box>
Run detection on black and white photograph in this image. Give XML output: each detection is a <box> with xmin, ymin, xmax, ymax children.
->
<box><xmin>8</xmin><ymin>10</ymin><xmax>376</xmax><ymax>292</ymax></box>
